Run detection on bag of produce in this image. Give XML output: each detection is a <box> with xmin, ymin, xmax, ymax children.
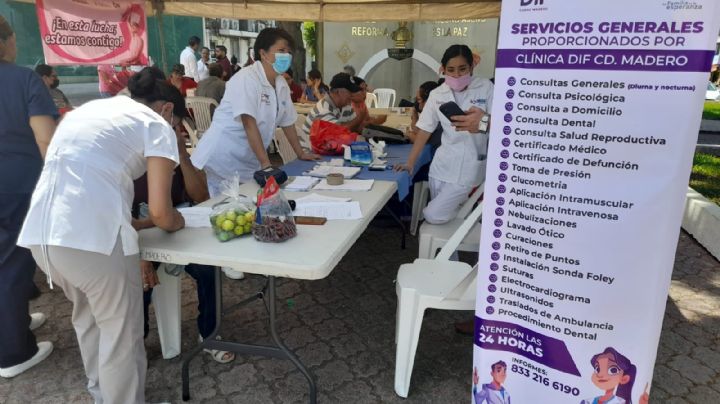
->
<box><xmin>309</xmin><ymin>119</ymin><xmax>357</xmax><ymax>155</ymax></box>
<box><xmin>252</xmin><ymin>176</ymin><xmax>297</xmax><ymax>243</ymax></box>
<box><xmin>209</xmin><ymin>174</ymin><xmax>256</xmax><ymax>242</ymax></box>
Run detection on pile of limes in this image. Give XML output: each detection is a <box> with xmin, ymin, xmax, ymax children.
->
<box><xmin>210</xmin><ymin>208</ymin><xmax>256</xmax><ymax>242</ymax></box>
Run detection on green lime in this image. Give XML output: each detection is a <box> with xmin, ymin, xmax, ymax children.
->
<box><xmin>221</xmin><ymin>219</ymin><xmax>235</xmax><ymax>231</ymax></box>
<box><xmin>226</xmin><ymin>211</ymin><xmax>237</xmax><ymax>221</ymax></box>
<box><xmin>245</xmin><ymin>211</ymin><xmax>255</xmax><ymax>222</ymax></box>
<box><xmin>234</xmin><ymin>225</ymin><xmax>244</xmax><ymax>236</ymax></box>
<box><xmin>218</xmin><ymin>231</ymin><xmax>231</xmax><ymax>242</ymax></box>
<box><xmin>214</xmin><ymin>215</ymin><xmax>224</xmax><ymax>227</ymax></box>
<box><xmin>244</xmin><ymin>223</ymin><xmax>252</xmax><ymax>233</ymax></box>
<box><xmin>235</xmin><ymin>215</ymin><xmax>247</xmax><ymax>226</ymax></box>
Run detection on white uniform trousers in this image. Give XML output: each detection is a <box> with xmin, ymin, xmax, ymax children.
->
<box><xmin>423</xmin><ymin>177</ymin><xmax>472</xmax><ymax>225</ymax></box>
<box><xmin>30</xmin><ymin>236</ymin><xmax>146</xmax><ymax>404</ymax></box>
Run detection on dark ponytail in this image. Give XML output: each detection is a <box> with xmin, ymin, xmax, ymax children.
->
<box><xmin>441</xmin><ymin>44</ymin><xmax>473</xmax><ymax>68</ymax></box>
<box><xmin>128</xmin><ymin>67</ymin><xmax>187</xmax><ymax>118</ymax></box>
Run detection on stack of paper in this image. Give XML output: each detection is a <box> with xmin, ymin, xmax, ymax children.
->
<box><xmin>312</xmin><ymin>179</ymin><xmax>374</xmax><ymax>192</ymax></box>
<box><xmin>177</xmin><ymin>206</ymin><xmax>213</xmax><ymax>228</ymax></box>
<box><xmin>284</xmin><ymin>176</ymin><xmax>320</xmax><ymax>191</ymax></box>
<box><xmin>294</xmin><ymin>193</ymin><xmax>363</xmax><ymax>220</ymax></box>
<box><xmin>306</xmin><ymin>165</ymin><xmax>361</xmax><ymax>179</ymax></box>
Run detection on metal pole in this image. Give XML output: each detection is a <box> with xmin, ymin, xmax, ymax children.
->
<box><xmin>153</xmin><ymin>0</ymin><xmax>168</xmax><ymax>73</ymax></box>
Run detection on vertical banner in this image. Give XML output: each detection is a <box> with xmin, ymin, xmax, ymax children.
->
<box><xmin>473</xmin><ymin>1</ymin><xmax>719</xmax><ymax>403</ymax></box>
<box><xmin>36</xmin><ymin>0</ymin><xmax>148</xmax><ymax>66</ymax></box>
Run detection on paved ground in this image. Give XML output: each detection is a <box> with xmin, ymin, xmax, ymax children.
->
<box><xmin>0</xmin><ymin>219</ymin><xmax>718</xmax><ymax>403</ymax></box>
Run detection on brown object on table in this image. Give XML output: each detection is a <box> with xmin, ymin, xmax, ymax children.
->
<box><xmin>326</xmin><ymin>173</ymin><xmax>344</xmax><ymax>186</ymax></box>
<box><xmin>294</xmin><ymin>216</ymin><xmax>327</xmax><ymax>225</ymax></box>
<box><xmin>251</xmin><ymin>217</ymin><xmax>297</xmax><ymax>242</ymax></box>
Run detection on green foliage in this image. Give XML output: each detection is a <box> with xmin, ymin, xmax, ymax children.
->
<box><xmin>690</xmin><ymin>153</ymin><xmax>720</xmax><ymax>205</ymax></box>
<box><xmin>703</xmin><ymin>101</ymin><xmax>720</xmax><ymax>121</ymax></box>
<box><xmin>302</xmin><ymin>22</ymin><xmax>316</xmax><ymax>59</ymax></box>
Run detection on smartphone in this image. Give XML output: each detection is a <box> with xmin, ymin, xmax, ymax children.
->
<box><xmin>439</xmin><ymin>101</ymin><xmax>466</xmax><ymax>120</ymax></box>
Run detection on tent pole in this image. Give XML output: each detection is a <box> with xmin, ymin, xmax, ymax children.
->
<box><xmin>153</xmin><ymin>0</ymin><xmax>168</xmax><ymax>73</ymax></box>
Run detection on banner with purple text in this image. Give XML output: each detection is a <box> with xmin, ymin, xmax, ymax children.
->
<box><xmin>473</xmin><ymin>0</ymin><xmax>719</xmax><ymax>403</ymax></box>
<box><xmin>36</xmin><ymin>0</ymin><xmax>148</xmax><ymax>66</ymax></box>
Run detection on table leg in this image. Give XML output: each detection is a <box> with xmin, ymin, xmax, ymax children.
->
<box><xmin>383</xmin><ymin>206</ymin><xmax>407</xmax><ymax>249</ymax></box>
<box><xmin>181</xmin><ymin>270</ymin><xmax>317</xmax><ymax>404</ymax></box>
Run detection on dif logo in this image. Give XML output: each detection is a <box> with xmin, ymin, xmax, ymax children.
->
<box><xmin>520</xmin><ymin>0</ymin><xmax>544</xmax><ymax>5</ymax></box>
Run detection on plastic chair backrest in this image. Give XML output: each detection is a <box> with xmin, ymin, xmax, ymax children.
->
<box><xmin>456</xmin><ymin>182</ymin><xmax>485</xmax><ymax>219</ymax></box>
<box><xmin>373</xmin><ymin>88</ymin><xmax>396</xmax><ymax>108</ymax></box>
<box><xmin>185</xmin><ymin>96</ymin><xmax>218</xmax><ymax>135</ymax></box>
<box><xmin>274</xmin><ymin>128</ymin><xmax>298</xmax><ymax>164</ymax></box>
<box><xmin>435</xmin><ymin>198</ymin><xmax>483</xmax><ymax>261</ymax></box>
<box><xmin>365</xmin><ymin>92</ymin><xmax>378</xmax><ymax>109</ymax></box>
<box><xmin>181</xmin><ymin>118</ymin><xmax>199</xmax><ymax>148</ymax></box>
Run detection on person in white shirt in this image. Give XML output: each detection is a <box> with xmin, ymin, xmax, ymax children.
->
<box><xmin>180</xmin><ymin>35</ymin><xmax>201</xmax><ymax>82</ymax></box>
<box><xmin>17</xmin><ymin>67</ymin><xmax>187</xmax><ymax>404</ymax></box>
<box><xmin>191</xmin><ymin>27</ymin><xmax>319</xmax><ymax>281</ymax></box>
<box><xmin>197</xmin><ymin>46</ymin><xmax>210</xmax><ymax>81</ymax></box>
<box><xmin>397</xmin><ymin>44</ymin><xmax>494</xmax><ymax>224</ymax></box>
<box><xmin>191</xmin><ymin>27</ymin><xmax>319</xmax><ymax>196</ymax></box>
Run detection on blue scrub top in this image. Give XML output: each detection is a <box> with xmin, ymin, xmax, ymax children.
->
<box><xmin>0</xmin><ymin>62</ymin><xmax>58</xmax><ymax>194</ymax></box>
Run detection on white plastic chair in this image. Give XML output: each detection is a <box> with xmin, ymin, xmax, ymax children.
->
<box><xmin>373</xmin><ymin>88</ymin><xmax>396</xmax><ymax>108</ymax></box>
<box><xmin>394</xmin><ymin>196</ymin><xmax>482</xmax><ymax>398</ymax></box>
<box><xmin>273</xmin><ymin>127</ymin><xmax>298</xmax><ymax>164</ymax></box>
<box><xmin>185</xmin><ymin>96</ymin><xmax>218</xmax><ymax>136</ymax></box>
<box><xmin>365</xmin><ymin>92</ymin><xmax>378</xmax><ymax>109</ymax></box>
<box><xmin>294</xmin><ymin>114</ymin><xmax>311</xmax><ymax>150</ymax></box>
<box><xmin>409</xmin><ymin>181</ymin><xmax>429</xmax><ymax>236</ymax></box>
<box><xmin>181</xmin><ymin>118</ymin><xmax>200</xmax><ymax>148</ymax></box>
<box><xmin>418</xmin><ymin>183</ymin><xmax>484</xmax><ymax>259</ymax></box>
<box><xmin>152</xmin><ymin>265</ymin><xmax>183</xmax><ymax>359</ymax></box>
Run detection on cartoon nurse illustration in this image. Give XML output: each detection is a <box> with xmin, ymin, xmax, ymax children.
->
<box><xmin>473</xmin><ymin>361</ymin><xmax>511</xmax><ymax>404</ymax></box>
<box><xmin>581</xmin><ymin>347</ymin><xmax>649</xmax><ymax>404</ymax></box>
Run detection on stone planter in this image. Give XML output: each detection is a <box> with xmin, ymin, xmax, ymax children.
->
<box><xmin>682</xmin><ymin>187</ymin><xmax>720</xmax><ymax>261</ymax></box>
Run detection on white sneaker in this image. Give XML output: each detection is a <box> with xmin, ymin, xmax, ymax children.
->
<box><xmin>0</xmin><ymin>341</ymin><xmax>54</xmax><ymax>378</ymax></box>
<box><xmin>29</xmin><ymin>313</ymin><xmax>47</xmax><ymax>331</ymax></box>
<box><xmin>222</xmin><ymin>267</ymin><xmax>245</xmax><ymax>280</ymax></box>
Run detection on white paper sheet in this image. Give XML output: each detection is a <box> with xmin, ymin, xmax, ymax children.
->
<box><xmin>177</xmin><ymin>207</ymin><xmax>213</xmax><ymax>228</ymax></box>
<box><xmin>294</xmin><ymin>201</ymin><xmax>363</xmax><ymax>220</ymax></box>
<box><xmin>294</xmin><ymin>193</ymin><xmax>352</xmax><ymax>203</ymax></box>
<box><xmin>284</xmin><ymin>176</ymin><xmax>320</xmax><ymax>191</ymax></box>
<box><xmin>306</xmin><ymin>165</ymin><xmax>361</xmax><ymax>178</ymax></box>
<box><xmin>312</xmin><ymin>179</ymin><xmax>374</xmax><ymax>192</ymax></box>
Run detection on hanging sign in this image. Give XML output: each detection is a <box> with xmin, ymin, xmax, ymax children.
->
<box><xmin>36</xmin><ymin>0</ymin><xmax>148</xmax><ymax>66</ymax></box>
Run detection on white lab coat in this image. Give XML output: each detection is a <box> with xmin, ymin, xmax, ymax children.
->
<box><xmin>18</xmin><ymin>96</ymin><xmax>179</xmax><ymax>256</ymax></box>
<box><xmin>197</xmin><ymin>60</ymin><xmax>209</xmax><ymax>81</ymax></box>
<box><xmin>416</xmin><ymin>77</ymin><xmax>494</xmax><ymax>188</ymax></box>
<box><xmin>190</xmin><ymin>61</ymin><xmax>297</xmax><ymax>194</ymax></box>
<box><xmin>180</xmin><ymin>46</ymin><xmax>199</xmax><ymax>82</ymax></box>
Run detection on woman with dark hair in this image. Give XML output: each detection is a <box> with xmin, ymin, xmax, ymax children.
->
<box><xmin>18</xmin><ymin>67</ymin><xmax>187</xmax><ymax>403</ymax></box>
<box><xmin>191</xmin><ymin>27</ymin><xmax>319</xmax><ymax>280</ymax></box>
<box><xmin>0</xmin><ymin>14</ymin><xmax>57</xmax><ymax>380</ymax></box>
<box><xmin>300</xmin><ymin>68</ymin><xmax>329</xmax><ymax>103</ymax></box>
<box><xmin>397</xmin><ymin>44</ymin><xmax>494</xmax><ymax>224</ymax></box>
<box><xmin>406</xmin><ymin>80</ymin><xmax>441</xmax><ymax>146</ymax></box>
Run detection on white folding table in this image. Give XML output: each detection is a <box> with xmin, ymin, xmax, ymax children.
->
<box><xmin>139</xmin><ymin>180</ymin><xmax>396</xmax><ymax>403</ymax></box>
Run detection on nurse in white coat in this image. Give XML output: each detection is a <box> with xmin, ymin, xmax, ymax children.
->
<box><xmin>191</xmin><ymin>27</ymin><xmax>319</xmax><ymax>197</ymax></box>
<box><xmin>397</xmin><ymin>44</ymin><xmax>494</xmax><ymax>224</ymax></box>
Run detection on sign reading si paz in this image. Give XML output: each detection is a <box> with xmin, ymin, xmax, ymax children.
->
<box><xmin>473</xmin><ymin>0</ymin><xmax>719</xmax><ymax>403</ymax></box>
<box><xmin>35</xmin><ymin>0</ymin><xmax>148</xmax><ymax>66</ymax></box>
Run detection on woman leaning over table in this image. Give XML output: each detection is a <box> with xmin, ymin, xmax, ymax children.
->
<box><xmin>0</xmin><ymin>15</ymin><xmax>57</xmax><ymax>379</ymax></box>
<box><xmin>396</xmin><ymin>44</ymin><xmax>494</xmax><ymax>224</ymax></box>
<box><xmin>17</xmin><ymin>67</ymin><xmax>187</xmax><ymax>403</ymax></box>
<box><xmin>191</xmin><ymin>27</ymin><xmax>319</xmax><ymax>197</ymax></box>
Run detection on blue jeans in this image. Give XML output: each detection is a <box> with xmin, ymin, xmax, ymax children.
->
<box><xmin>143</xmin><ymin>264</ymin><xmax>216</xmax><ymax>339</ymax></box>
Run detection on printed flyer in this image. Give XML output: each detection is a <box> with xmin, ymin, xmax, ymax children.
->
<box><xmin>36</xmin><ymin>0</ymin><xmax>147</xmax><ymax>65</ymax></box>
<box><xmin>473</xmin><ymin>0</ymin><xmax>720</xmax><ymax>403</ymax></box>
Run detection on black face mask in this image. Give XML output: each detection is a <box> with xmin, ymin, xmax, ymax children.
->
<box><xmin>50</xmin><ymin>78</ymin><xmax>60</xmax><ymax>89</ymax></box>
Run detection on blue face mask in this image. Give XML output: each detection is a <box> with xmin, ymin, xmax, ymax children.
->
<box><xmin>272</xmin><ymin>53</ymin><xmax>292</xmax><ymax>74</ymax></box>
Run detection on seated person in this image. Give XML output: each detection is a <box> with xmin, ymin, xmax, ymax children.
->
<box><xmin>35</xmin><ymin>64</ymin><xmax>72</xmax><ymax>114</ymax></box>
<box><xmin>350</xmin><ymin>76</ymin><xmax>387</xmax><ymax>128</ymax></box>
<box><xmin>196</xmin><ymin>63</ymin><xmax>226</xmax><ymax>104</ymax></box>
<box><xmin>169</xmin><ymin>63</ymin><xmax>198</xmax><ymax>97</ymax></box>
<box><xmin>132</xmin><ymin>121</ymin><xmax>235</xmax><ymax>364</ymax></box>
<box><xmin>300</xmin><ymin>69</ymin><xmax>329</xmax><ymax>104</ymax></box>
<box><xmin>283</xmin><ymin>68</ymin><xmax>303</xmax><ymax>103</ymax></box>
<box><xmin>302</xmin><ymin>72</ymin><xmax>367</xmax><ymax>137</ymax></box>
<box><xmin>405</xmin><ymin>80</ymin><xmax>442</xmax><ymax>150</ymax></box>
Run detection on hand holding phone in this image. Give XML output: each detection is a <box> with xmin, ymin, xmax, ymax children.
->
<box><xmin>439</xmin><ymin>101</ymin><xmax>466</xmax><ymax>120</ymax></box>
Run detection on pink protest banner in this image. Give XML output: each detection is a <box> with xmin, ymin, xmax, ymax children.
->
<box><xmin>36</xmin><ymin>0</ymin><xmax>148</xmax><ymax>66</ymax></box>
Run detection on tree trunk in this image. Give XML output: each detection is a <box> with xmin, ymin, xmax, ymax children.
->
<box><xmin>277</xmin><ymin>21</ymin><xmax>306</xmax><ymax>81</ymax></box>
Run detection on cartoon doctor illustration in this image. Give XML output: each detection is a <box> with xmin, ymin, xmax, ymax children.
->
<box><xmin>473</xmin><ymin>361</ymin><xmax>511</xmax><ymax>404</ymax></box>
<box><xmin>581</xmin><ymin>347</ymin><xmax>649</xmax><ymax>404</ymax></box>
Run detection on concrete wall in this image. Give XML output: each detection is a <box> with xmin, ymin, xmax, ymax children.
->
<box><xmin>322</xmin><ymin>19</ymin><xmax>498</xmax><ymax>105</ymax></box>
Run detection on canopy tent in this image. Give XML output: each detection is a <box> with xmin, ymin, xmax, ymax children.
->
<box><xmin>153</xmin><ymin>0</ymin><xmax>501</xmax><ymax>22</ymax></box>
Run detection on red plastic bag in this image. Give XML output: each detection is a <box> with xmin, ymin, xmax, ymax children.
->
<box><xmin>309</xmin><ymin>120</ymin><xmax>357</xmax><ymax>155</ymax></box>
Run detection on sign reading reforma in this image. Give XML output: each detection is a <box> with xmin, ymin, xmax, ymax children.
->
<box><xmin>36</xmin><ymin>0</ymin><xmax>148</xmax><ymax>66</ymax></box>
<box><xmin>473</xmin><ymin>1</ymin><xmax>719</xmax><ymax>403</ymax></box>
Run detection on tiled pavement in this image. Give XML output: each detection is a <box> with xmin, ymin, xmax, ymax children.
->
<box><xmin>1</xmin><ymin>221</ymin><xmax>718</xmax><ymax>403</ymax></box>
